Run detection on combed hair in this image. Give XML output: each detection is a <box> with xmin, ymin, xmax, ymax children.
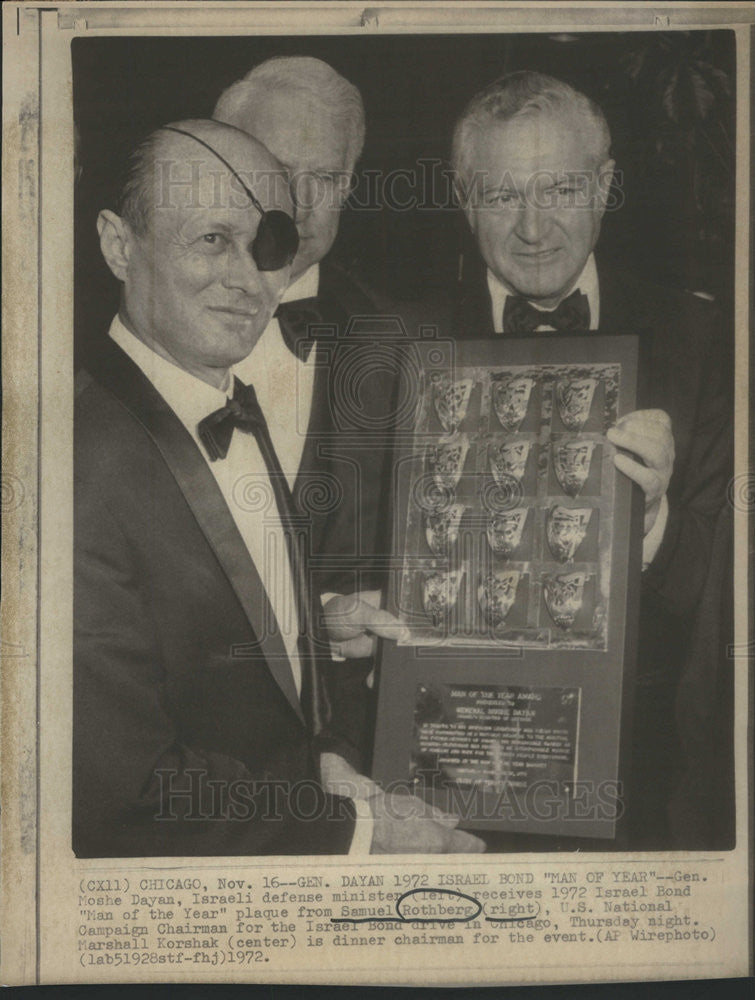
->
<box><xmin>214</xmin><ymin>56</ymin><xmax>366</xmax><ymax>168</ymax></box>
<box><xmin>451</xmin><ymin>71</ymin><xmax>611</xmax><ymax>198</ymax></box>
<box><xmin>116</xmin><ymin>129</ymin><xmax>165</xmax><ymax>237</ymax></box>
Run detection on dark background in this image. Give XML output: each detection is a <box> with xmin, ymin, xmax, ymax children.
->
<box><xmin>5</xmin><ymin>981</ymin><xmax>755</xmax><ymax>998</ymax></box>
<box><xmin>73</xmin><ymin>30</ymin><xmax>736</xmax><ymax>362</ymax></box>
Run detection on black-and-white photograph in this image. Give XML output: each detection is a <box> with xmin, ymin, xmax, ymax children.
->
<box><xmin>4</xmin><ymin>1</ymin><xmax>754</xmax><ymax>987</ymax></box>
<box><xmin>70</xmin><ymin>26</ymin><xmax>736</xmax><ymax>860</ymax></box>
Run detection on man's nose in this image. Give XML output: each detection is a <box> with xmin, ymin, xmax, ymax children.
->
<box><xmin>221</xmin><ymin>244</ymin><xmax>263</xmax><ymax>296</ymax></box>
<box><xmin>515</xmin><ymin>201</ymin><xmax>551</xmax><ymax>244</ymax></box>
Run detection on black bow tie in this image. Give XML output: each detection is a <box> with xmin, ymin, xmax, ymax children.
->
<box><xmin>503</xmin><ymin>288</ymin><xmax>590</xmax><ymax>335</ymax></box>
<box><xmin>197</xmin><ymin>377</ymin><xmax>266</xmax><ymax>462</ymax></box>
<box><xmin>197</xmin><ymin>375</ymin><xmax>329</xmax><ymax>734</ymax></box>
<box><xmin>275</xmin><ymin>298</ymin><xmax>322</xmax><ymax>360</ymax></box>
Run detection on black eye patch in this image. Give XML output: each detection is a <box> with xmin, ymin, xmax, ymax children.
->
<box><xmin>161</xmin><ymin>125</ymin><xmax>299</xmax><ymax>272</ymax></box>
<box><xmin>250</xmin><ymin>209</ymin><xmax>300</xmax><ymax>272</ymax></box>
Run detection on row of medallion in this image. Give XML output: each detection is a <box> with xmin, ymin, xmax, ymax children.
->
<box><xmin>430</xmin><ymin>372</ymin><xmax>601</xmax><ymax>436</ymax></box>
<box><xmin>425</xmin><ymin>434</ymin><xmax>600</xmax><ymax>499</ymax></box>
<box><xmin>422</xmin><ymin>503</ymin><xmax>596</xmax><ymax>563</ymax></box>
<box><xmin>419</xmin><ymin>566</ymin><xmax>592</xmax><ymax>633</ymax></box>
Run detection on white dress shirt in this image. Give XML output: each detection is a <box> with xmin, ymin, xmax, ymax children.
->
<box><xmin>111</xmin><ymin>314</ymin><xmax>304</xmax><ymax>686</ymax></box>
<box><xmin>109</xmin><ymin>315</ymin><xmax>373</xmax><ymax>853</ymax></box>
<box><xmin>485</xmin><ymin>255</ymin><xmax>668</xmax><ymax>566</ymax></box>
<box><xmin>234</xmin><ymin>265</ymin><xmax>320</xmax><ymax>487</ymax></box>
<box><xmin>237</xmin><ymin>265</ymin><xmax>383</xmax><ymax>654</ymax></box>
<box><xmin>487</xmin><ymin>253</ymin><xmax>600</xmax><ymax>333</ymax></box>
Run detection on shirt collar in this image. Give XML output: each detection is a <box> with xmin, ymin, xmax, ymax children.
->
<box><xmin>487</xmin><ymin>253</ymin><xmax>599</xmax><ymax>333</ymax></box>
<box><xmin>281</xmin><ymin>263</ymin><xmax>320</xmax><ymax>303</ymax></box>
<box><xmin>109</xmin><ymin>314</ymin><xmax>231</xmax><ymax>434</ymax></box>
<box><xmin>234</xmin><ymin>265</ymin><xmax>321</xmax><ymax>383</ymax></box>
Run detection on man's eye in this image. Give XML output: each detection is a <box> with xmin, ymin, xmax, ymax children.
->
<box><xmin>489</xmin><ymin>192</ymin><xmax>516</xmax><ymax>207</ymax></box>
<box><xmin>199</xmin><ymin>233</ymin><xmax>227</xmax><ymax>249</ymax></box>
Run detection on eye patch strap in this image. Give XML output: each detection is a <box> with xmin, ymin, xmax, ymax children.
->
<box><xmin>160</xmin><ymin>124</ymin><xmax>299</xmax><ymax>272</ymax></box>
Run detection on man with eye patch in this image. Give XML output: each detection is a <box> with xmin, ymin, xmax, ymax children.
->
<box><xmin>74</xmin><ymin>118</ymin><xmax>483</xmax><ymax>857</ymax></box>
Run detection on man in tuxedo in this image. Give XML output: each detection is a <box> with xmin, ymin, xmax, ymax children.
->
<box><xmin>74</xmin><ymin>118</ymin><xmax>483</xmax><ymax>856</ymax></box>
<box><xmin>447</xmin><ymin>71</ymin><xmax>732</xmax><ymax>848</ymax></box>
<box><xmin>213</xmin><ymin>57</ymin><xmax>402</xmax><ymax>767</ymax></box>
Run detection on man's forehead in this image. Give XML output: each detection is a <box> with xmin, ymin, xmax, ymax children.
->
<box><xmin>153</xmin><ymin>199</ymin><xmax>260</xmax><ymax>234</ymax></box>
<box><xmin>151</xmin><ymin>151</ymin><xmax>290</xmax><ymax>216</ymax></box>
<box><xmin>159</xmin><ymin>127</ymin><xmax>260</xmax><ymax>169</ymax></box>
<box><xmin>475</xmin><ymin>112</ymin><xmax>598</xmax><ymax>172</ymax></box>
<box><xmin>237</xmin><ymin>91</ymin><xmax>350</xmax><ymax>170</ymax></box>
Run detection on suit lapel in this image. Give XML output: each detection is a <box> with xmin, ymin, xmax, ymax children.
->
<box><xmin>597</xmin><ymin>262</ymin><xmax>655</xmax><ymax>409</ymax></box>
<box><xmin>90</xmin><ymin>341</ymin><xmax>306</xmax><ymax>727</ymax></box>
<box><xmin>293</xmin><ymin>267</ymin><xmax>347</xmax><ymax>532</ymax></box>
<box><xmin>456</xmin><ymin>252</ymin><xmax>496</xmax><ymax>338</ymax></box>
<box><xmin>295</xmin><ymin>345</ymin><xmax>335</xmax><ymax>487</ymax></box>
<box><xmin>596</xmin><ymin>263</ymin><xmax>637</xmax><ymax>335</ymax></box>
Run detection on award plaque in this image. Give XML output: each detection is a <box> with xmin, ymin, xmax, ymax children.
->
<box><xmin>372</xmin><ymin>335</ymin><xmax>642</xmax><ymax>839</ymax></box>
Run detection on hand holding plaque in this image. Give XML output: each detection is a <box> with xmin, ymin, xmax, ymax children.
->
<box><xmin>607</xmin><ymin>408</ymin><xmax>674</xmax><ymax>535</ymax></box>
<box><xmin>322</xmin><ymin>594</ymin><xmax>408</xmax><ymax>659</ymax></box>
<box><xmin>374</xmin><ymin>336</ymin><xmax>641</xmax><ymax>840</ymax></box>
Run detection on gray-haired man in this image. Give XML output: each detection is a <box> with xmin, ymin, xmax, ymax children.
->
<box><xmin>213</xmin><ymin>58</ymin><xmax>405</xmax><ymax>775</ymax></box>
<box><xmin>448</xmin><ymin>71</ymin><xmax>732</xmax><ymax>848</ymax></box>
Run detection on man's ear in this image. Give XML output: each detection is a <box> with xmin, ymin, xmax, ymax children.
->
<box><xmin>97</xmin><ymin>210</ymin><xmax>134</xmax><ymax>282</ymax></box>
<box><xmin>595</xmin><ymin>157</ymin><xmax>616</xmax><ymax>217</ymax></box>
<box><xmin>334</xmin><ymin>168</ymin><xmax>355</xmax><ymax>209</ymax></box>
<box><xmin>452</xmin><ymin>172</ymin><xmax>478</xmax><ymax>235</ymax></box>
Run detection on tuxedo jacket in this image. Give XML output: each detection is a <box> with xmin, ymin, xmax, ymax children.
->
<box><xmin>73</xmin><ymin>339</ymin><xmax>359</xmax><ymax>858</ymax></box>
<box><xmin>446</xmin><ymin>253</ymin><xmax>733</xmax><ymax>848</ymax></box>
<box><xmin>293</xmin><ymin>260</ymin><xmax>398</xmax><ymax>599</ymax></box>
<box><xmin>291</xmin><ymin>261</ymin><xmax>401</xmax><ymax>766</ymax></box>
<box><xmin>452</xmin><ymin>254</ymin><xmax>732</xmax><ymax>635</ymax></box>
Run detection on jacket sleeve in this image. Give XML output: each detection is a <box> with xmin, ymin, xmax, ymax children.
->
<box><xmin>641</xmin><ymin>303</ymin><xmax>733</xmax><ymax>622</ymax></box>
<box><xmin>313</xmin><ymin>658</ymin><xmax>375</xmax><ymax>773</ymax></box>
<box><xmin>74</xmin><ymin>488</ymin><xmax>356</xmax><ymax>858</ymax></box>
<box><xmin>304</xmin><ymin>338</ymin><xmax>403</xmax><ymax>771</ymax></box>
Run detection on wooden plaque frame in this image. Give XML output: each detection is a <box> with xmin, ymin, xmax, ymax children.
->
<box><xmin>372</xmin><ymin>334</ymin><xmax>642</xmax><ymax>840</ymax></box>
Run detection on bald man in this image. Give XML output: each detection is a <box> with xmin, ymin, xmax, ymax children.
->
<box><xmin>74</xmin><ymin>119</ymin><xmax>482</xmax><ymax>857</ymax></box>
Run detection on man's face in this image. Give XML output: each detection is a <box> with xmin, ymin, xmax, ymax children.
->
<box><xmin>465</xmin><ymin>111</ymin><xmax>613</xmax><ymax>306</ymax></box>
<box><xmin>123</xmin><ymin>136</ymin><xmax>292</xmax><ymax>380</ymax></box>
<box><xmin>235</xmin><ymin>91</ymin><xmax>353</xmax><ymax>280</ymax></box>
